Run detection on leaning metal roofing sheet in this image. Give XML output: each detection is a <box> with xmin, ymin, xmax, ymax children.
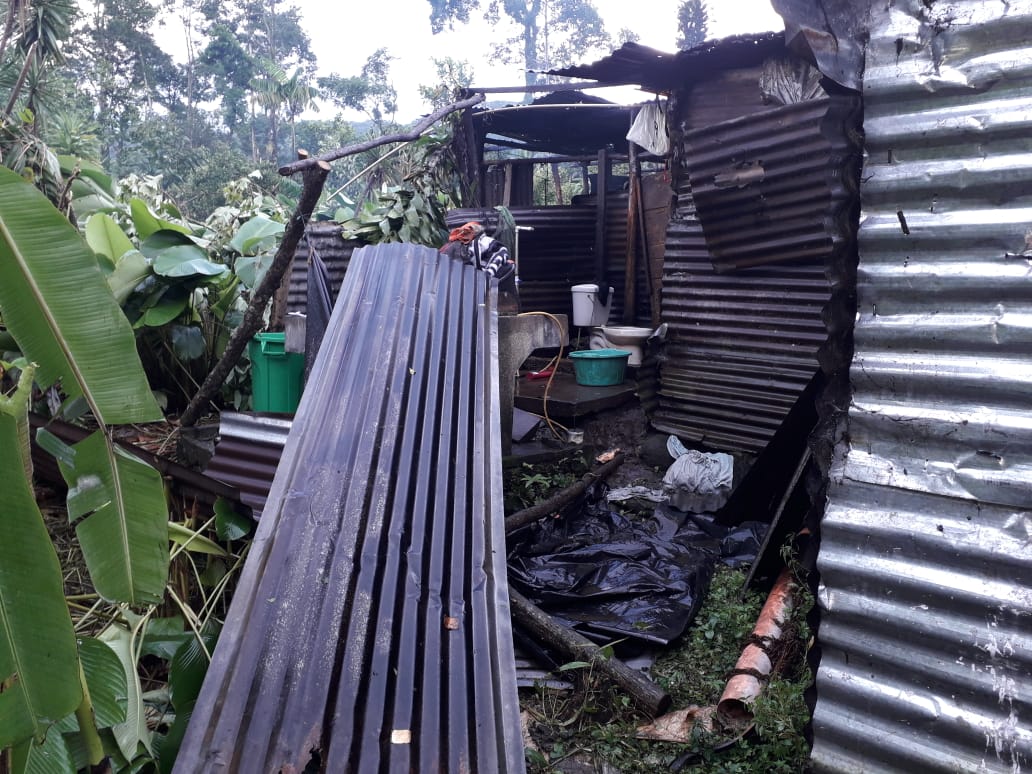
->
<box><xmin>177</xmin><ymin>244</ymin><xmax>524</xmax><ymax>772</ymax></box>
<box><xmin>811</xmin><ymin>1</ymin><xmax>1032</xmax><ymax>771</ymax></box>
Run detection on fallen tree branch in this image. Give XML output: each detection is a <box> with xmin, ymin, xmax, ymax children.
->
<box><xmin>505</xmin><ymin>452</ymin><xmax>625</xmax><ymax>535</ymax></box>
<box><xmin>178</xmin><ymin>160</ymin><xmax>331</xmax><ymax>427</ymax></box>
<box><xmin>509</xmin><ymin>587</ymin><xmax>672</xmax><ymax>716</ymax></box>
<box><xmin>277</xmin><ymin>93</ymin><xmax>486</xmax><ymax>176</ymax></box>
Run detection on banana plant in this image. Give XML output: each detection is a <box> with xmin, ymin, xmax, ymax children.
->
<box><xmin>0</xmin><ymin>165</ymin><xmax>171</xmax><ymax>762</ymax></box>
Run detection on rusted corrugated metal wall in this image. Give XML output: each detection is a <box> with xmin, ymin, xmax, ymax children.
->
<box><xmin>288</xmin><ymin>223</ymin><xmax>361</xmax><ymax>314</ymax></box>
<box><xmin>448</xmin><ymin>206</ymin><xmax>595</xmax><ymax>319</ymax></box>
<box><xmin>204</xmin><ymin>412</ymin><xmax>290</xmax><ymax>517</ymax></box>
<box><xmin>652</xmin><ymin>94</ymin><xmax>859</xmax><ymax>454</ymax></box>
<box><xmin>447</xmin><ymin>198</ymin><xmax>655</xmax><ymax>325</ymax></box>
<box><xmin>686</xmin><ymin>99</ymin><xmax>837</xmax><ymax>270</ymax></box>
<box><xmin>812</xmin><ymin>2</ymin><xmax>1032</xmax><ymax>771</ymax></box>
<box><xmin>177</xmin><ymin>244</ymin><xmax>524</xmax><ymax>773</ymax></box>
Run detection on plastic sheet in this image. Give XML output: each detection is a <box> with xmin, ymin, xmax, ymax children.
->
<box><xmin>508</xmin><ymin>485</ymin><xmax>767</xmax><ymax>646</ymax></box>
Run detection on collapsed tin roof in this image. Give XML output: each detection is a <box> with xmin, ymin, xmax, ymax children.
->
<box><xmin>178</xmin><ymin>244</ymin><xmax>523</xmax><ymax>772</ymax></box>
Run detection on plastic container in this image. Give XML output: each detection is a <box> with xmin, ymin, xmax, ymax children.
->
<box><xmin>248</xmin><ymin>332</ymin><xmax>304</xmax><ymax>413</ymax></box>
<box><xmin>571</xmin><ymin>283</ymin><xmax>614</xmax><ymax>327</ymax></box>
<box><xmin>569</xmin><ymin>349</ymin><xmax>630</xmax><ymax>386</ymax></box>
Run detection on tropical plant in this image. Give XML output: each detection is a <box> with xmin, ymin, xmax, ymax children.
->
<box><xmin>0</xmin><ymin>163</ymin><xmax>170</xmax><ymax>768</ymax></box>
<box><xmin>0</xmin><ymin>164</ymin><xmax>257</xmax><ymax>772</ymax></box>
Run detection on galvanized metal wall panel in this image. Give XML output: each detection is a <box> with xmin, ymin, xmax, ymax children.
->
<box><xmin>178</xmin><ymin>244</ymin><xmax>523</xmax><ymax>773</ymax></box>
<box><xmin>812</xmin><ymin>2</ymin><xmax>1032</xmax><ymax>771</ymax></box>
<box><xmin>448</xmin><ymin>205</ymin><xmax>600</xmax><ymax>318</ymax></box>
<box><xmin>449</xmin><ymin>197</ymin><xmax>658</xmax><ymax>327</ymax></box>
<box><xmin>204</xmin><ymin>412</ymin><xmax>291</xmax><ymax>517</ymax></box>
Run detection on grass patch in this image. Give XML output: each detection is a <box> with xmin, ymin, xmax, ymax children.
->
<box><xmin>521</xmin><ymin>565</ymin><xmax>813</xmax><ymax>773</ymax></box>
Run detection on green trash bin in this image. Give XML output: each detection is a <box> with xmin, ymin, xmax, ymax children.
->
<box><xmin>248</xmin><ymin>332</ymin><xmax>304</xmax><ymax>413</ymax></box>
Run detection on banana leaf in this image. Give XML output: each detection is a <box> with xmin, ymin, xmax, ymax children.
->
<box><xmin>0</xmin><ymin>167</ymin><xmax>161</xmax><ymax>426</ymax></box>
<box><xmin>85</xmin><ymin>213</ymin><xmax>134</xmax><ymax>264</ymax></box>
<box><xmin>0</xmin><ymin>380</ymin><xmax>82</xmax><ymax>749</ymax></box>
<box><xmin>59</xmin><ymin>429</ymin><xmax>169</xmax><ymax>605</ymax></box>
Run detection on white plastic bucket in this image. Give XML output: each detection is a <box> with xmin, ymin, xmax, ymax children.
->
<box><xmin>571</xmin><ymin>283</ymin><xmax>613</xmax><ymax>327</ymax></box>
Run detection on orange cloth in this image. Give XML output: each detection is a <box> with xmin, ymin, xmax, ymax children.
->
<box><xmin>446</xmin><ymin>221</ymin><xmax>484</xmax><ymax>245</ymax></box>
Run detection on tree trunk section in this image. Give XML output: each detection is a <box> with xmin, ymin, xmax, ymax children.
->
<box><xmin>508</xmin><ymin>588</ymin><xmax>671</xmax><ymax>716</ymax></box>
<box><xmin>178</xmin><ymin>160</ymin><xmax>330</xmax><ymax>427</ymax></box>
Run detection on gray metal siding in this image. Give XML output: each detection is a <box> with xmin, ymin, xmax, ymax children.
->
<box><xmin>178</xmin><ymin>244</ymin><xmax>523</xmax><ymax>772</ymax></box>
<box><xmin>812</xmin><ymin>1</ymin><xmax>1032</xmax><ymax>770</ymax></box>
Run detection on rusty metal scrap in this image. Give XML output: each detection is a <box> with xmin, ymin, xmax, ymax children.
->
<box><xmin>177</xmin><ymin>244</ymin><xmax>524</xmax><ymax>773</ymax></box>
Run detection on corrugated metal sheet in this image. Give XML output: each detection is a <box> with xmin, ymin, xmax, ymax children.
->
<box><xmin>652</xmin><ymin>92</ymin><xmax>862</xmax><ymax>454</ymax></box>
<box><xmin>287</xmin><ymin>223</ymin><xmax>361</xmax><ymax>314</ymax></box>
<box><xmin>204</xmin><ymin>412</ymin><xmax>291</xmax><ymax>517</ymax></box>
<box><xmin>447</xmin><ymin>205</ymin><xmax>597</xmax><ymax>317</ymax></box>
<box><xmin>685</xmin><ymin>98</ymin><xmax>840</xmax><ymax>270</ymax></box>
<box><xmin>448</xmin><ymin>196</ymin><xmax>658</xmax><ymax>326</ymax></box>
<box><xmin>546</xmin><ymin>34</ymin><xmax>784</xmax><ymax>92</ymax></box>
<box><xmin>28</xmin><ymin>414</ymin><xmax>240</xmax><ymax>512</ymax></box>
<box><xmin>178</xmin><ymin>244</ymin><xmax>523</xmax><ymax>772</ymax></box>
<box><xmin>812</xmin><ymin>2</ymin><xmax>1032</xmax><ymax>771</ymax></box>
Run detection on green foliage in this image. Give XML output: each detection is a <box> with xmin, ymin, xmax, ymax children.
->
<box><xmin>340</xmin><ymin>182</ymin><xmax>449</xmax><ymax>247</ymax></box>
<box><xmin>417</xmin><ymin>57</ymin><xmax>474</xmax><ymax>110</ymax></box>
<box><xmin>503</xmin><ymin>455</ymin><xmax>588</xmax><ymax>512</ymax></box>
<box><xmin>0</xmin><ymin>365</ymin><xmax>82</xmax><ymax>749</ymax></box>
<box><xmin>521</xmin><ymin>566</ymin><xmax>814</xmax><ymax>773</ymax></box>
<box><xmin>676</xmin><ymin>0</ymin><xmax>709</xmax><ymax>50</ymax></box>
<box><xmin>0</xmin><ymin>166</ymin><xmax>160</xmax><ymax>425</ymax></box>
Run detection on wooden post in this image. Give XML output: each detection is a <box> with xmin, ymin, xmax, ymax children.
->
<box><xmin>595</xmin><ymin>148</ymin><xmax>609</xmax><ymax>306</ymax></box>
<box><xmin>624</xmin><ymin>140</ymin><xmax>640</xmax><ymax>324</ymax></box>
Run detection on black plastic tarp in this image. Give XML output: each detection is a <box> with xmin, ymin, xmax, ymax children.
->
<box><xmin>508</xmin><ymin>485</ymin><xmax>766</xmax><ymax>646</ymax></box>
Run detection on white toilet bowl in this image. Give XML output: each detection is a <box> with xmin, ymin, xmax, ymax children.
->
<box><xmin>596</xmin><ymin>325</ymin><xmax>653</xmax><ymax>366</ymax></box>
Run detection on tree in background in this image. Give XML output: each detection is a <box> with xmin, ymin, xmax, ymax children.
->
<box><xmin>418</xmin><ymin>57</ymin><xmax>474</xmax><ymax>110</ymax></box>
<box><xmin>427</xmin><ymin>0</ymin><xmax>611</xmax><ymax>87</ymax></box>
<box><xmin>320</xmin><ymin>48</ymin><xmax>397</xmax><ymax>130</ymax></box>
<box><xmin>676</xmin><ymin>0</ymin><xmax>709</xmax><ymax>50</ymax></box>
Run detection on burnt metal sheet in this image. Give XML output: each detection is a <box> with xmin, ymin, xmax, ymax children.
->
<box><xmin>546</xmin><ymin>34</ymin><xmax>785</xmax><ymax>92</ymax></box>
<box><xmin>812</xmin><ymin>1</ymin><xmax>1032</xmax><ymax>771</ymax></box>
<box><xmin>684</xmin><ymin>98</ymin><xmax>850</xmax><ymax>271</ymax></box>
<box><xmin>204</xmin><ymin>412</ymin><xmax>291</xmax><ymax>517</ymax></box>
<box><xmin>177</xmin><ymin>244</ymin><xmax>524</xmax><ymax>772</ymax></box>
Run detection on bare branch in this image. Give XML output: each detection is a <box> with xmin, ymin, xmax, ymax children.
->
<box><xmin>277</xmin><ymin>93</ymin><xmax>485</xmax><ymax>176</ymax></box>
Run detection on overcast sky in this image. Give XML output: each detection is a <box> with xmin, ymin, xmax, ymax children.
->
<box><xmin>161</xmin><ymin>0</ymin><xmax>783</xmax><ymax>120</ymax></box>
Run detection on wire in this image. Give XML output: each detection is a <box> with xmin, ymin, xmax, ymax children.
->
<box><xmin>516</xmin><ymin>310</ymin><xmax>568</xmax><ymax>440</ymax></box>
